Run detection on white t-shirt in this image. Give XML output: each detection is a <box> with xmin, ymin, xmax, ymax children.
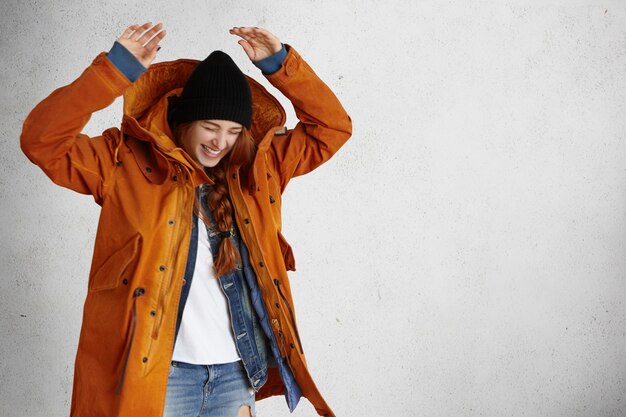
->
<box><xmin>171</xmin><ymin>220</ymin><xmax>240</xmax><ymax>364</ymax></box>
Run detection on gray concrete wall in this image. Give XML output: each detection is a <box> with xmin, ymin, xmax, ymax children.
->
<box><xmin>1</xmin><ymin>1</ymin><xmax>625</xmax><ymax>416</ymax></box>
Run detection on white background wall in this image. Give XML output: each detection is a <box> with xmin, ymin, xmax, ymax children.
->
<box><xmin>1</xmin><ymin>1</ymin><xmax>625</xmax><ymax>416</ymax></box>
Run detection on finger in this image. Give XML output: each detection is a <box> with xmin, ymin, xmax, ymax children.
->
<box><xmin>131</xmin><ymin>22</ymin><xmax>154</xmax><ymax>41</ymax></box>
<box><xmin>237</xmin><ymin>39</ymin><xmax>256</xmax><ymax>61</ymax></box>
<box><xmin>235</xmin><ymin>27</ymin><xmax>279</xmax><ymax>50</ymax></box>
<box><xmin>228</xmin><ymin>27</ymin><xmax>246</xmax><ymax>40</ymax></box>
<box><xmin>232</xmin><ymin>28</ymin><xmax>266</xmax><ymax>48</ymax></box>
<box><xmin>251</xmin><ymin>27</ymin><xmax>271</xmax><ymax>36</ymax></box>
<box><xmin>144</xmin><ymin>29</ymin><xmax>166</xmax><ymax>52</ymax></box>
<box><xmin>250</xmin><ymin>27</ymin><xmax>275</xmax><ymax>39</ymax></box>
<box><xmin>120</xmin><ymin>24</ymin><xmax>140</xmax><ymax>39</ymax></box>
<box><xmin>235</xmin><ymin>32</ymin><xmax>252</xmax><ymax>42</ymax></box>
<box><xmin>250</xmin><ymin>28</ymin><xmax>281</xmax><ymax>53</ymax></box>
<box><xmin>230</xmin><ymin>26</ymin><xmax>256</xmax><ymax>38</ymax></box>
<box><xmin>251</xmin><ymin>28</ymin><xmax>280</xmax><ymax>44</ymax></box>
<box><xmin>145</xmin><ymin>46</ymin><xmax>160</xmax><ymax>66</ymax></box>
<box><xmin>229</xmin><ymin>31</ymin><xmax>255</xmax><ymax>46</ymax></box>
<box><xmin>137</xmin><ymin>22</ymin><xmax>163</xmax><ymax>45</ymax></box>
<box><xmin>140</xmin><ymin>37</ymin><xmax>165</xmax><ymax>68</ymax></box>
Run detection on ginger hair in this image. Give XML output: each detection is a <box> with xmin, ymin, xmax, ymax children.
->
<box><xmin>175</xmin><ymin>122</ymin><xmax>257</xmax><ymax>276</ymax></box>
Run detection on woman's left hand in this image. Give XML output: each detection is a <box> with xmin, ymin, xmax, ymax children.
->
<box><xmin>229</xmin><ymin>27</ymin><xmax>282</xmax><ymax>62</ymax></box>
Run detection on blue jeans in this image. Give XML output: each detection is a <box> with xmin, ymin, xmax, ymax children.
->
<box><xmin>163</xmin><ymin>360</ymin><xmax>255</xmax><ymax>417</ymax></box>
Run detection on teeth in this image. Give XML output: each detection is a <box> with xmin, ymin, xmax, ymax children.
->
<box><xmin>202</xmin><ymin>144</ymin><xmax>220</xmax><ymax>155</ymax></box>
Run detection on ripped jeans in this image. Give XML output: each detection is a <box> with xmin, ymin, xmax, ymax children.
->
<box><xmin>163</xmin><ymin>360</ymin><xmax>255</xmax><ymax>417</ymax></box>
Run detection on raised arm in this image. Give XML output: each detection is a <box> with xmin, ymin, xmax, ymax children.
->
<box><xmin>230</xmin><ymin>27</ymin><xmax>353</xmax><ymax>190</ymax></box>
<box><xmin>20</xmin><ymin>23</ymin><xmax>165</xmax><ymax>201</ymax></box>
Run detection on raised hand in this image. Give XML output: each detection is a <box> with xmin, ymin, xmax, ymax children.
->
<box><xmin>116</xmin><ymin>22</ymin><xmax>166</xmax><ymax>68</ymax></box>
<box><xmin>229</xmin><ymin>27</ymin><xmax>282</xmax><ymax>62</ymax></box>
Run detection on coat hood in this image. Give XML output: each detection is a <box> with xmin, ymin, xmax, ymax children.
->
<box><xmin>120</xmin><ymin>57</ymin><xmax>286</xmax><ymax>151</ymax></box>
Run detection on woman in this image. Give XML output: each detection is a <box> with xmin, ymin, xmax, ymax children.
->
<box><xmin>21</xmin><ymin>22</ymin><xmax>351</xmax><ymax>417</ymax></box>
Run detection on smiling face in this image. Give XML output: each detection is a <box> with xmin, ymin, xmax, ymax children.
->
<box><xmin>179</xmin><ymin>119</ymin><xmax>243</xmax><ymax>168</ymax></box>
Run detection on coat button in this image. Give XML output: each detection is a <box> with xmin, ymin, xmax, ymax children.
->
<box><xmin>159</xmin><ymin>265</ymin><xmax>166</xmax><ymax>271</ymax></box>
<box><xmin>172</xmin><ymin>175</ymin><xmax>178</xmax><ymax>181</ymax></box>
<box><xmin>116</xmin><ymin>161</ymin><xmax>123</xmax><ymax>167</ymax></box>
<box><xmin>269</xmin><ymin>195</ymin><xmax>275</xmax><ymax>204</ymax></box>
<box><xmin>150</xmin><ymin>310</ymin><xmax>156</xmax><ymax>317</ymax></box>
<box><xmin>244</xmin><ymin>218</ymin><xmax>250</xmax><ymax>224</ymax></box>
<box><xmin>168</xmin><ymin>220</ymin><xmax>174</xmax><ymax>225</ymax></box>
<box><xmin>290</xmin><ymin>343</ymin><xmax>296</xmax><ymax>349</ymax></box>
<box><xmin>146</xmin><ymin>167</ymin><xmax>152</xmax><ymax>173</ymax></box>
<box><xmin>122</xmin><ymin>278</ymin><xmax>128</xmax><ymax>285</ymax></box>
<box><xmin>259</xmin><ymin>261</ymin><xmax>264</xmax><ymax>267</ymax></box>
<box><xmin>134</xmin><ymin>288</ymin><xmax>145</xmax><ymax>296</ymax></box>
<box><xmin>142</xmin><ymin>357</ymin><xmax>148</xmax><ymax>363</ymax></box>
<box><xmin>232</xmin><ymin>173</ymin><xmax>237</xmax><ymax>179</ymax></box>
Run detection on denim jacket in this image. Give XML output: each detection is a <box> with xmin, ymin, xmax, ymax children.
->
<box><xmin>174</xmin><ymin>185</ymin><xmax>303</xmax><ymax>410</ymax></box>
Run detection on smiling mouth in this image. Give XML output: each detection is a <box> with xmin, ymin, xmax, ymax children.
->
<box><xmin>202</xmin><ymin>144</ymin><xmax>222</xmax><ymax>156</ymax></box>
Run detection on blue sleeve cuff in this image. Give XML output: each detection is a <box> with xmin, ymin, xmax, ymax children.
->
<box><xmin>106</xmin><ymin>41</ymin><xmax>146</xmax><ymax>82</ymax></box>
<box><xmin>253</xmin><ymin>44</ymin><xmax>288</xmax><ymax>75</ymax></box>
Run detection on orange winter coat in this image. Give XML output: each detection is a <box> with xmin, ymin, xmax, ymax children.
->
<box><xmin>21</xmin><ymin>46</ymin><xmax>351</xmax><ymax>417</ymax></box>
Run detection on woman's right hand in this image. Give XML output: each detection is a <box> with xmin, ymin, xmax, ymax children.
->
<box><xmin>116</xmin><ymin>22</ymin><xmax>166</xmax><ymax>68</ymax></box>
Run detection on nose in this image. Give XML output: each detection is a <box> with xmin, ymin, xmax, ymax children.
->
<box><xmin>211</xmin><ymin>131</ymin><xmax>227</xmax><ymax>149</ymax></box>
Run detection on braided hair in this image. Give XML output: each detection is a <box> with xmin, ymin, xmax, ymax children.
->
<box><xmin>176</xmin><ymin>122</ymin><xmax>257</xmax><ymax>276</ymax></box>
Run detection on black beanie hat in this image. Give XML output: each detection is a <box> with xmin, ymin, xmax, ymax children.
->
<box><xmin>168</xmin><ymin>51</ymin><xmax>252</xmax><ymax>129</ymax></box>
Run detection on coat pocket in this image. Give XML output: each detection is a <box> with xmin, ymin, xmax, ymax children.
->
<box><xmin>277</xmin><ymin>230</ymin><xmax>296</xmax><ymax>271</ymax></box>
<box><xmin>89</xmin><ymin>234</ymin><xmax>141</xmax><ymax>292</ymax></box>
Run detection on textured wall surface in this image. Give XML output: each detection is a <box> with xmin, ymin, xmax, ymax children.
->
<box><xmin>2</xmin><ymin>1</ymin><xmax>625</xmax><ymax>416</ymax></box>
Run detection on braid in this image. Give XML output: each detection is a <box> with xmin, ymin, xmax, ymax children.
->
<box><xmin>206</xmin><ymin>163</ymin><xmax>239</xmax><ymax>276</ymax></box>
<box><xmin>175</xmin><ymin>122</ymin><xmax>257</xmax><ymax>277</ymax></box>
